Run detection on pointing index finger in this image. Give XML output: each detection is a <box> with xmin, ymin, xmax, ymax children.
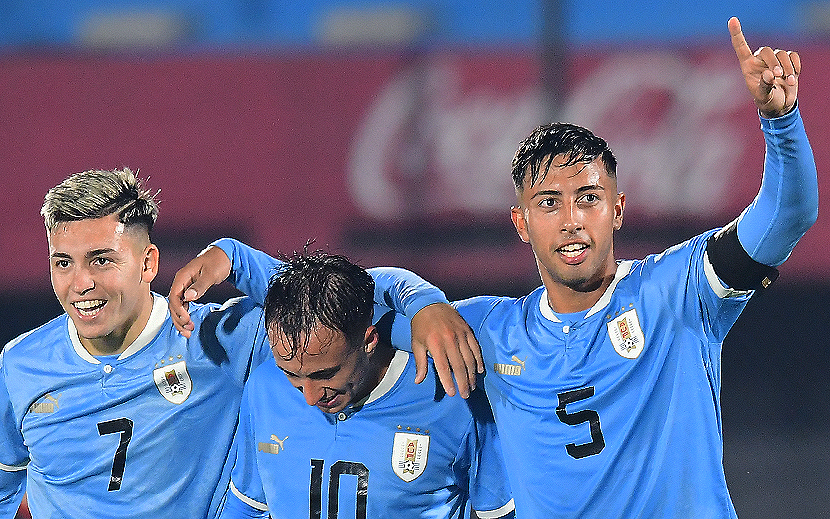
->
<box><xmin>729</xmin><ymin>17</ymin><xmax>752</xmax><ymax>61</ymax></box>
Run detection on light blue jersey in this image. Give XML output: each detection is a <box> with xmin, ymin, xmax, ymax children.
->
<box><xmin>377</xmin><ymin>108</ymin><xmax>818</xmax><ymax>518</ymax></box>
<box><xmin>0</xmin><ymin>293</ymin><xmax>272</xmax><ymax>518</ymax></box>
<box><xmin>208</xmin><ymin>239</ymin><xmax>513</xmax><ymax>519</ymax></box>
<box><xmin>221</xmin><ymin>351</ymin><xmax>514</xmax><ymax>519</ymax></box>
<box><xmin>451</xmin><ymin>233</ymin><xmax>742</xmax><ymax>517</ymax></box>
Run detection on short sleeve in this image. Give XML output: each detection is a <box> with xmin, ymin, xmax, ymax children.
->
<box><xmin>0</xmin><ymin>354</ymin><xmax>28</xmax><ymax>515</ymax></box>
<box><xmin>226</xmin><ymin>383</ymin><xmax>269</xmax><ymax>513</ymax></box>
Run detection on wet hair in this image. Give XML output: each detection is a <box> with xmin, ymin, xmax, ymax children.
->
<box><xmin>264</xmin><ymin>248</ymin><xmax>374</xmax><ymax>361</ymax></box>
<box><xmin>511</xmin><ymin>123</ymin><xmax>617</xmax><ymax>191</ymax></box>
<box><xmin>41</xmin><ymin>168</ymin><xmax>159</xmax><ymax>236</ymax></box>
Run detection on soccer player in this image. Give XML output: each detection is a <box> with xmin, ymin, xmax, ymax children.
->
<box><xmin>212</xmin><ymin>250</ymin><xmax>514</xmax><ymax>518</ymax></box>
<box><xmin>391</xmin><ymin>17</ymin><xmax>819</xmax><ymax>517</ymax></box>
<box><xmin>0</xmin><ymin>168</ymin><xmax>450</xmax><ymax>518</ymax></box>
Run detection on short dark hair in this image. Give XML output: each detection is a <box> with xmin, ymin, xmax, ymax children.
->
<box><xmin>264</xmin><ymin>249</ymin><xmax>375</xmax><ymax>361</ymax></box>
<box><xmin>511</xmin><ymin>123</ymin><xmax>617</xmax><ymax>191</ymax></box>
<box><xmin>41</xmin><ymin>168</ymin><xmax>159</xmax><ymax>235</ymax></box>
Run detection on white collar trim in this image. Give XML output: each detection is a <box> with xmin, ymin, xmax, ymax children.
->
<box><xmin>539</xmin><ymin>260</ymin><xmax>635</xmax><ymax>322</ymax></box>
<box><xmin>70</xmin><ymin>293</ymin><xmax>168</xmax><ymax>364</ymax></box>
<box><xmin>361</xmin><ymin>349</ymin><xmax>408</xmax><ymax>406</ymax></box>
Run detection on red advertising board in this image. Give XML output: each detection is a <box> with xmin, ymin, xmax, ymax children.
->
<box><xmin>1</xmin><ymin>46</ymin><xmax>827</xmax><ymax>293</ymax></box>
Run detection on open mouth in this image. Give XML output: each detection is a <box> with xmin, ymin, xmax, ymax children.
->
<box><xmin>557</xmin><ymin>243</ymin><xmax>588</xmax><ymax>259</ymax></box>
<box><xmin>72</xmin><ymin>299</ymin><xmax>106</xmax><ymax>317</ymax></box>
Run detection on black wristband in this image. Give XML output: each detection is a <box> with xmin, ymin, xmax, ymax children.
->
<box><xmin>706</xmin><ymin>219</ymin><xmax>779</xmax><ymax>291</ymax></box>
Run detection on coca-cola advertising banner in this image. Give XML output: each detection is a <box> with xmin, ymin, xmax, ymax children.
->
<box><xmin>1</xmin><ymin>46</ymin><xmax>827</xmax><ymax>293</ymax></box>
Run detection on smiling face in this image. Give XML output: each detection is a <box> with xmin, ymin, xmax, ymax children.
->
<box><xmin>511</xmin><ymin>154</ymin><xmax>624</xmax><ymax>313</ymax></box>
<box><xmin>48</xmin><ymin>214</ymin><xmax>158</xmax><ymax>355</ymax></box>
<box><xmin>271</xmin><ymin>325</ymin><xmax>380</xmax><ymax>414</ymax></box>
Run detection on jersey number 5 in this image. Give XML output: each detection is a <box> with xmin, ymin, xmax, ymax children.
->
<box><xmin>310</xmin><ymin>459</ymin><xmax>369</xmax><ymax>519</ymax></box>
<box><xmin>97</xmin><ymin>418</ymin><xmax>134</xmax><ymax>491</ymax></box>
<box><xmin>556</xmin><ymin>387</ymin><xmax>605</xmax><ymax>459</ymax></box>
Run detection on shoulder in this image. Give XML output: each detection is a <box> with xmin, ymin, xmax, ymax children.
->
<box><xmin>3</xmin><ymin>314</ymin><xmax>68</xmax><ymax>358</ymax></box>
<box><xmin>453</xmin><ymin>290</ymin><xmax>538</xmax><ymax>321</ymax></box>
<box><xmin>628</xmin><ymin>230</ymin><xmax>717</xmax><ymax>279</ymax></box>
<box><xmin>184</xmin><ymin>296</ymin><xmax>264</xmax><ymax>334</ymax></box>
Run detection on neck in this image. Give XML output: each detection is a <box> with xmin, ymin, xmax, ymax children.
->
<box><xmin>353</xmin><ymin>341</ymin><xmax>396</xmax><ymax>404</ymax></box>
<box><xmin>542</xmin><ymin>271</ymin><xmax>616</xmax><ymax>315</ymax></box>
<box><xmin>80</xmin><ymin>292</ymin><xmax>155</xmax><ymax>356</ymax></box>
<box><xmin>370</xmin><ymin>341</ymin><xmax>396</xmax><ymax>387</ymax></box>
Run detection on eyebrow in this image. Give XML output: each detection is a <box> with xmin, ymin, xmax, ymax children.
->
<box><xmin>50</xmin><ymin>248</ymin><xmax>118</xmax><ymax>260</ymax></box>
<box><xmin>279</xmin><ymin>364</ymin><xmax>341</xmax><ymax>380</ymax></box>
<box><xmin>531</xmin><ymin>184</ymin><xmax>605</xmax><ymax>199</ymax></box>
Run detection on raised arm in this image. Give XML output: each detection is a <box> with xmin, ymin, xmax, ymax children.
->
<box><xmin>707</xmin><ymin>18</ymin><xmax>818</xmax><ymax>290</ymax></box>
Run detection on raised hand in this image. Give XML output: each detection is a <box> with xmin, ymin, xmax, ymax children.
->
<box><xmin>729</xmin><ymin>16</ymin><xmax>800</xmax><ymax>118</ymax></box>
<box><xmin>167</xmin><ymin>245</ymin><xmax>232</xmax><ymax>337</ymax></box>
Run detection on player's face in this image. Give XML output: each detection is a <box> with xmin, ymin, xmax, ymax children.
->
<box><xmin>271</xmin><ymin>325</ymin><xmax>379</xmax><ymax>414</ymax></box>
<box><xmin>511</xmin><ymin>154</ymin><xmax>624</xmax><ymax>310</ymax></box>
<box><xmin>48</xmin><ymin>214</ymin><xmax>158</xmax><ymax>356</ymax></box>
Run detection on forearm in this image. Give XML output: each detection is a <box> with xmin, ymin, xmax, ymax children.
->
<box><xmin>367</xmin><ymin>267</ymin><xmax>449</xmax><ymax>317</ymax></box>
<box><xmin>737</xmin><ymin>106</ymin><xmax>819</xmax><ymax>266</ymax></box>
<box><xmin>212</xmin><ymin>238</ymin><xmax>284</xmax><ymax>305</ymax></box>
<box><xmin>368</xmin><ymin>267</ymin><xmax>449</xmax><ymax>351</ymax></box>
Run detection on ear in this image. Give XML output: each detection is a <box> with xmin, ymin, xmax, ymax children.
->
<box><xmin>141</xmin><ymin>244</ymin><xmax>160</xmax><ymax>283</ymax></box>
<box><xmin>363</xmin><ymin>325</ymin><xmax>379</xmax><ymax>355</ymax></box>
<box><xmin>612</xmin><ymin>192</ymin><xmax>625</xmax><ymax>231</ymax></box>
<box><xmin>511</xmin><ymin>206</ymin><xmax>530</xmax><ymax>243</ymax></box>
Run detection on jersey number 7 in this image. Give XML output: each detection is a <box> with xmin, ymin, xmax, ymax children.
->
<box><xmin>97</xmin><ymin>418</ymin><xmax>134</xmax><ymax>491</ymax></box>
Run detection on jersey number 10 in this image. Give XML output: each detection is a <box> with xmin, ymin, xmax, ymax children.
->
<box><xmin>310</xmin><ymin>459</ymin><xmax>369</xmax><ymax>519</ymax></box>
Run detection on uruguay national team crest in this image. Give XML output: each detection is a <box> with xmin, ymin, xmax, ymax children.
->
<box><xmin>153</xmin><ymin>360</ymin><xmax>192</xmax><ymax>404</ymax></box>
<box><xmin>607</xmin><ymin>308</ymin><xmax>645</xmax><ymax>359</ymax></box>
<box><xmin>392</xmin><ymin>431</ymin><xmax>429</xmax><ymax>482</ymax></box>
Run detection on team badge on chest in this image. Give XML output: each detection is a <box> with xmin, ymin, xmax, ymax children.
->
<box><xmin>153</xmin><ymin>360</ymin><xmax>192</xmax><ymax>404</ymax></box>
<box><xmin>391</xmin><ymin>431</ymin><xmax>430</xmax><ymax>482</ymax></box>
<box><xmin>607</xmin><ymin>308</ymin><xmax>645</xmax><ymax>359</ymax></box>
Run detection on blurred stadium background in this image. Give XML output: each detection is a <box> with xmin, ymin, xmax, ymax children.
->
<box><xmin>2</xmin><ymin>1</ymin><xmax>829</xmax><ymax>517</ymax></box>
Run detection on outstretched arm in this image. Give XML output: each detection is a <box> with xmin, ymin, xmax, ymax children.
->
<box><xmin>369</xmin><ymin>267</ymin><xmax>484</xmax><ymax>398</ymax></box>
<box><xmin>168</xmin><ymin>241</ymin><xmax>484</xmax><ymax>396</ymax></box>
<box><xmin>168</xmin><ymin>238</ymin><xmax>282</xmax><ymax>337</ymax></box>
<box><xmin>708</xmin><ymin>18</ymin><xmax>818</xmax><ymax>290</ymax></box>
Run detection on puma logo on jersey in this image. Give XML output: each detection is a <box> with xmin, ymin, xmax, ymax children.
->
<box><xmin>258</xmin><ymin>435</ymin><xmax>289</xmax><ymax>454</ymax></box>
<box><xmin>494</xmin><ymin>355</ymin><xmax>526</xmax><ymax>376</ymax></box>
<box><xmin>29</xmin><ymin>393</ymin><xmax>60</xmax><ymax>413</ymax></box>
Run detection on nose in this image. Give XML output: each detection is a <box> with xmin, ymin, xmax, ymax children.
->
<box><xmin>561</xmin><ymin>202</ymin><xmax>584</xmax><ymax>234</ymax></box>
<box><xmin>300</xmin><ymin>381</ymin><xmax>326</xmax><ymax>406</ymax></box>
<box><xmin>71</xmin><ymin>266</ymin><xmax>95</xmax><ymax>294</ymax></box>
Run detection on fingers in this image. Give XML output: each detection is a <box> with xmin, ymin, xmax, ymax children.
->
<box><xmin>431</xmin><ymin>350</ymin><xmax>459</xmax><ymax>398</ymax></box>
<box><xmin>168</xmin><ymin>276</ymin><xmax>195</xmax><ymax>337</ymax></box>
<box><xmin>408</xmin><ymin>302</ymin><xmax>481</xmax><ymax>398</ymax></box>
<box><xmin>411</xmin><ymin>344</ymin><xmax>430</xmax><ymax>385</ymax></box>
<box><xmin>729</xmin><ymin>17</ymin><xmax>752</xmax><ymax>62</ymax></box>
<box><xmin>730</xmin><ymin>16</ymin><xmax>800</xmax><ymax>117</ymax></box>
<box><xmin>754</xmin><ymin>47</ymin><xmax>798</xmax><ymax>83</ymax></box>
